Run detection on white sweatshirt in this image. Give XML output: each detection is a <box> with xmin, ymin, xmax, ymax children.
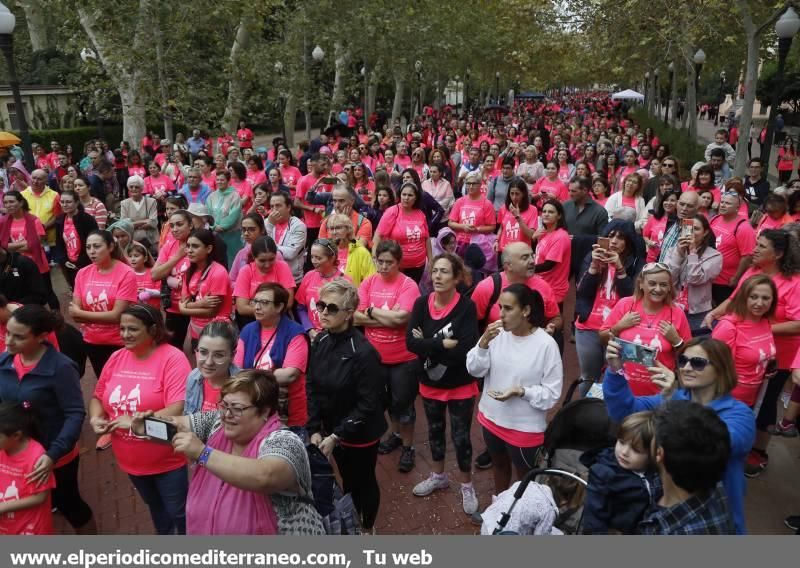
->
<box><xmin>466</xmin><ymin>328</ymin><xmax>563</xmax><ymax>434</ymax></box>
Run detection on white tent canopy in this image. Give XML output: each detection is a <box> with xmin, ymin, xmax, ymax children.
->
<box><xmin>611</xmin><ymin>89</ymin><xmax>644</xmax><ymax>101</ymax></box>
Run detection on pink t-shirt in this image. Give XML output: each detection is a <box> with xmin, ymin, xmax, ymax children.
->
<box><xmin>709</xmin><ymin>216</ymin><xmax>756</xmax><ymax>285</ymax></box>
<box><xmin>376</xmin><ymin>206</ymin><xmax>429</xmax><ymax>269</ymax></box>
<box><xmin>575</xmin><ymin>267</ymin><xmax>622</xmax><ymax>331</ymax></box>
<box><xmin>470</xmin><ymin>272</ymin><xmax>560</xmax><ymax>324</ymax></box>
<box><xmin>0</xmin><ymin>439</ymin><xmax>55</xmax><ymax>535</ymax></box>
<box><xmin>201</xmin><ymin>172</ymin><xmax>217</xmax><ymax>191</ymax></box>
<box><xmin>601</xmin><ymin>297</ymin><xmax>692</xmax><ymax>395</ymax></box>
<box><xmin>230</xmin><ymin>178</ymin><xmax>253</xmax><ymax>207</ymax></box>
<box><xmin>357</xmin><ymin>273</ymin><xmax>420</xmax><ymax>364</ymax></box>
<box><xmin>73</xmin><ymin>261</ymin><xmax>138</xmax><ymax>345</ymax></box>
<box><xmin>93</xmin><ymin>344</ymin><xmax>190</xmax><ymax>476</ymax></box>
<box><xmin>183</xmin><ymin>262</ymin><xmax>233</xmax><ymax>339</ymax></box>
<box><xmin>143</xmin><ymin>175</ymin><xmax>175</xmax><ymax>195</ymax></box>
<box><xmin>9</xmin><ymin>217</ymin><xmax>45</xmax><ymax>265</ymax></box>
<box><xmin>295</xmin><ymin>174</ymin><xmax>333</xmax><ymax>228</ymax></box>
<box><xmin>448</xmin><ymin>196</ymin><xmax>496</xmax><ymax>245</ymax></box>
<box><xmin>128</xmin><ymin>165</ymin><xmax>146</xmax><ymax>178</ymax></box>
<box><xmin>246</xmin><ymin>169</ymin><xmax>267</xmax><ymax>188</ymax></box>
<box><xmin>234</xmin><ymin>329</ymin><xmax>308</xmax><ymax>427</ymax></box>
<box><xmin>63</xmin><ymin>216</ymin><xmax>80</xmax><ymax>262</ymax></box>
<box><xmin>533</xmin><ymin>177</ymin><xmax>568</xmax><ymax>202</ymax></box>
<box><xmin>156</xmin><ymin>237</ymin><xmax>191</xmax><ymax>314</ymax></box>
<box><xmin>295</xmin><ymin>270</ymin><xmax>349</xmax><ymax>330</ymax></box>
<box><xmin>134</xmin><ymin>268</ymin><xmax>161</xmax><ymax>310</ymax></box>
<box><xmin>732</xmin><ymin>268</ymin><xmax>800</xmax><ymax>369</ymax></box>
<box><xmin>642</xmin><ymin>215</ymin><xmax>669</xmax><ymax>263</ymax></box>
<box><xmin>534</xmin><ymin>228</ymin><xmax>571</xmax><ymax>303</ymax></box>
<box><xmin>279</xmin><ymin>165</ymin><xmax>303</xmax><ymax>192</ymax></box>
<box><xmin>497</xmin><ymin>206</ymin><xmax>538</xmax><ymax>250</ymax></box>
<box><xmin>711</xmin><ymin>315</ymin><xmax>776</xmax><ymax>407</ymax></box>
<box><xmin>201</xmin><ymin>381</ymin><xmax>222</xmax><ymax>412</ymax></box>
<box><xmin>233</xmin><ymin>260</ymin><xmax>296</xmax><ymax>300</ymax></box>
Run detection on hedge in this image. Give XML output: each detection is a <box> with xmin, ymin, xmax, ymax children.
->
<box><xmin>631</xmin><ymin>109</ymin><xmax>706</xmax><ymax>180</ymax></box>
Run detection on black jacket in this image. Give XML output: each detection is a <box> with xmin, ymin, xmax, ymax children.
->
<box><xmin>306</xmin><ymin>326</ymin><xmax>388</xmax><ymax>444</ymax></box>
<box><xmin>580</xmin><ymin>446</ymin><xmax>658</xmax><ymax>534</ymax></box>
<box><xmin>54</xmin><ymin>212</ymin><xmax>98</xmax><ymax>268</ymax></box>
<box><xmin>406</xmin><ymin>293</ymin><xmax>479</xmax><ymax>390</ymax></box>
<box><xmin>0</xmin><ymin>251</ymin><xmax>47</xmax><ymax>305</ymax></box>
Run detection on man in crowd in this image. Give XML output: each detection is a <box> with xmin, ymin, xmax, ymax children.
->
<box><xmin>658</xmin><ymin>191</ymin><xmax>700</xmax><ymax>262</ymax></box>
<box><xmin>743</xmin><ymin>158</ymin><xmax>770</xmax><ymax>210</ymax></box>
<box><xmin>317</xmin><ymin>185</ymin><xmax>372</xmax><ymax>247</ymax></box>
<box><xmin>265</xmin><ymin>192</ymin><xmax>307</xmax><ymax>285</ymax></box>
<box><xmin>709</xmin><ymin>192</ymin><xmax>755</xmax><ymax>305</ymax></box>
<box><xmin>563</xmin><ymin>176</ymin><xmax>609</xmax><ymax>280</ymax></box>
<box><xmin>178</xmin><ymin>168</ymin><xmax>212</xmax><ymax>205</ymax></box>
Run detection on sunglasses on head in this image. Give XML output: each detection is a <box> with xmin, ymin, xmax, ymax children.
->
<box><xmin>641</xmin><ymin>261</ymin><xmax>669</xmax><ymax>274</ymax></box>
<box><xmin>316</xmin><ymin>300</ymin><xmax>342</xmax><ymax>315</ymax></box>
<box><xmin>678</xmin><ymin>354</ymin><xmax>712</xmax><ymax>372</ymax></box>
<box><xmin>315</xmin><ymin>238</ymin><xmax>337</xmax><ymax>256</ymax></box>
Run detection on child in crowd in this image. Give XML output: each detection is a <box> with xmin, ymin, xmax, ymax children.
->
<box><xmin>0</xmin><ymin>402</ymin><xmax>56</xmax><ymax>535</ymax></box>
<box><xmin>581</xmin><ymin>411</ymin><xmax>658</xmax><ymax>534</ymax></box>
<box><xmin>127</xmin><ymin>241</ymin><xmax>161</xmax><ymax>310</ymax></box>
<box><xmin>704</xmin><ymin>129</ymin><xmax>736</xmax><ymax>167</ymax></box>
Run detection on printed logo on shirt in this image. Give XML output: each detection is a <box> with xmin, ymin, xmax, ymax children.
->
<box><xmin>107</xmin><ymin>384</ymin><xmax>142</xmax><ymax>417</ymax></box>
<box><xmin>85</xmin><ymin>289</ymin><xmax>109</xmax><ymax>312</ymax></box>
<box><xmin>633</xmin><ymin>333</ymin><xmax>663</xmax><ymax>352</ymax></box>
<box><xmin>1</xmin><ymin>480</ymin><xmax>20</xmax><ymax>519</ymax></box>
<box><xmin>504</xmin><ymin>220</ymin><xmax>520</xmax><ymax>240</ymax></box>
<box><xmin>405</xmin><ymin>224</ymin><xmax>422</xmax><ymax>243</ymax></box>
<box><xmin>460</xmin><ymin>210</ymin><xmax>476</xmax><ymax>226</ymax></box>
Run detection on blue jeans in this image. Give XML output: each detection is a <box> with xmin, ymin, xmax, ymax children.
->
<box><xmin>575</xmin><ymin>328</ymin><xmax>606</xmax><ymax>396</ymax></box>
<box><xmin>129</xmin><ymin>466</ymin><xmax>188</xmax><ymax>535</ymax></box>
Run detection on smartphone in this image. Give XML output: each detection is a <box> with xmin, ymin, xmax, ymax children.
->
<box><xmin>681</xmin><ymin>219</ymin><xmax>694</xmax><ymax>240</ymax></box>
<box><xmin>144</xmin><ymin>417</ymin><xmax>177</xmax><ymax>443</ymax></box>
<box><xmin>320</xmin><ymin>176</ymin><xmax>338</xmax><ymax>184</ymax></box>
<box><xmin>617</xmin><ymin>338</ymin><xmax>659</xmax><ymax>368</ymax></box>
<box><xmin>597</xmin><ymin>237</ymin><xmax>610</xmax><ymax>250</ymax></box>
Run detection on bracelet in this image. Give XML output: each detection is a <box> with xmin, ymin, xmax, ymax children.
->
<box><xmin>328</xmin><ymin>434</ymin><xmax>340</xmax><ymax>446</ymax></box>
<box><xmin>197</xmin><ymin>446</ymin><xmax>213</xmax><ymax>467</ymax></box>
<box><xmin>672</xmin><ymin>339</ymin><xmax>684</xmax><ymax>349</ymax></box>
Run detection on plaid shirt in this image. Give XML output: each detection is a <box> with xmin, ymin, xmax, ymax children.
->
<box><xmin>657</xmin><ymin>222</ymin><xmax>681</xmax><ymax>263</ymax></box>
<box><xmin>638</xmin><ymin>483</ymin><xmax>736</xmax><ymax>535</ymax></box>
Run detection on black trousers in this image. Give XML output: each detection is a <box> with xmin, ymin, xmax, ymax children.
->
<box><xmin>165</xmin><ymin>312</ymin><xmax>190</xmax><ymax>352</ymax></box>
<box><xmin>333</xmin><ymin>442</ymin><xmax>380</xmax><ymax>530</ymax></box>
<box><xmin>85</xmin><ymin>343</ymin><xmax>120</xmax><ymax>379</ymax></box>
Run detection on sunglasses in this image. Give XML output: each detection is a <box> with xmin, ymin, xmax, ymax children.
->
<box><xmin>315</xmin><ymin>238</ymin><xmax>337</xmax><ymax>256</ymax></box>
<box><xmin>641</xmin><ymin>262</ymin><xmax>669</xmax><ymax>274</ymax></box>
<box><xmin>661</xmin><ymin>163</ymin><xmax>675</xmax><ymax>168</ymax></box>
<box><xmin>316</xmin><ymin>301</ymin><xmax>342</xmax><ymax>315</ymax></box>
<box><xmin>677</xmin><ymin>355</ymin><xmax>712</xmax><ymax>372</ymax></box>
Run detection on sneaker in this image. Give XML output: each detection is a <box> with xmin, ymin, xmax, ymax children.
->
<box><xmin>744</xmin><ymin>449</ymin><xmax>768</xmax><ymax>478</ymax></box>
<box><xmin>461</xmin><ymin>484</ymin><xmax>479</xmax><ymax>515</ymax></box>
<box><xmin>781</xmin><ymin>390</ymin><xmax>791</xmax><ymax>409</ymax></box>
<box><xmin>378</xmin><ymin>433</ymin><xmax>403</xmax><ymax>455</ymax></box>
<box><xmin>785</xmin><ymin>515</ymin><xmax>800</xmax><ymax>531</ymax></box>
<box><xmin>470</xmin><ymin>510</ymin><xmax>484</xmax><ymax>526</ymax></box>
<box><xmin>475</xmin><ymin>450</ymin><xmax>493</xmax><ymax>470</ymax></box>
<box><xmin>96</xmin><ymin>433</ymin><xmax>112</xmax><ymax>451</ymax></box>
<box><xmin>775</xmin><ymin>419</ymin><xmax>798</xmax><ymax>437</ymax></box>
<box><xmin>413</xmin><ymin>473</ymin><xmax>449</xmax><ymax>497</ymax></box>
<box><xmin>398</xmin><ymin>446</ymin><xmax>415</xmax><ymax>473</ymax></box>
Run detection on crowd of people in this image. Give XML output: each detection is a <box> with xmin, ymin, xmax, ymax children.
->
<box><xmin>0</xmin><ymin>94</ymin><xmax>798</xmax><ymax>536</ymax></box>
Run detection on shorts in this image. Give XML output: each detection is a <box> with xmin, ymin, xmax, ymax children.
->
<box><xmin>482</xmin><ymin>426</ymin><xmax>541</xmax><ymax>472</ymax></box>
<box><xmin>385</xmin><ymin>359</ymin><xmax>421</xmax><ymax>424</ymax></box>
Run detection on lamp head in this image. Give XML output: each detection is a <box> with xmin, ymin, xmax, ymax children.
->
<box><xmin>415</xmin><ymin>60</ymin><xmax>422</xmax><ymax>73</ymax></box>
<box><xmin>776</xmin><ymin>7</ymin><xmax>800</xmax><ymax>39</ymax></box>
<box><xmin>668</xmin><ymin>62</ymin><xmax>674</xmax><ymax>72</ymax></box>
<box><xmin>274</xmin><ymin>61</ymin><xmax>283</xmax><ymax>73</ymax></box>
<box><xmin>0</xmin><ymin>3</ymin><xmax>15</xmax><ymax>35</ymax></box>
<box><xmin>312</xmin><ymin>45</ymin><xmax>324</xmax><ymax>61</ymax></box>
<box><xmin>693</xmin><ymin>49</ymin><xmax>706</xmax><ymax>65</ymax></box>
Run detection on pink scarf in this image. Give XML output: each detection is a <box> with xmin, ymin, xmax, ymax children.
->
<box><xmin>186</xmin><ymin>413</ymin><xmax>282</xmax><ymax>535</ymax></box>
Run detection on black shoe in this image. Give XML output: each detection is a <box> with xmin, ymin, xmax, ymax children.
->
<box><xmin>470</xmin><ymin>510</ymin><xmax>484</xmax><ymax>526</ymax></box>
<box><xmin>475</xmin><ymin>450</ymin><xmax>492</xmax><ymax>469</ymax></box>
<box><xmin>378</xmin><ymin>433</ymin><xmax>403</xmax><ymax>455</ymax></box>
<box><xmin>398</xmin><ymin>446</ymin><xmax>415</xmax><ymax>473</ymax></box>
<box><xmin>785</xmin><ymin>515</ymin><xmax>800</xmax><ymax>531</ymax></box>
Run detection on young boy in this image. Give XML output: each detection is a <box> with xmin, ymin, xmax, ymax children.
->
<box><xmin>637</xmin><ymin>400</ymin><xmax>735</xmax><ymax>535</ymax></box>
<box><xmin>581</xmin><ymin>411</ymin><xmax>658</xmax><ymax>534</ymax></box>
<box><xmin>704</xmin><ymin>129</ymin><xmax>736</xmax><ymax>167</ymax></box>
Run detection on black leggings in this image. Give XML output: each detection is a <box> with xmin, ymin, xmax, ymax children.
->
<box><xmin>165</xmin><ymin>312</ymin><xmax>190</xmax><ymax>351</ymax></box>
<box><xmin>60</xmin><ymin>264</ymin><xmax>78</xmax><ymax>291</ymax></box>
<box><xmin>422</xmin><ymin>396</ymin><xmax>474</xmax><ymax>472</ymax></box>
<box><xmin>53</xmin><ymin>456</ymin><xmax>94</xmax><ymax>529</ymax></box>
<box><xmin>303</xmin><ymin>228</ymin><xmax>320</xmax><ymax>272</ymax></box>
<box><xmin>333</xmin><ymin>442</ymin><xmax>380</xmax><ymax>530</ymax></box>
<box><xmin>85</xmin><ymin>343</ymin><xmax>120</xmax><ymax>379</ymax></box>
<box><xmin>756</xmin><ymin>369</ymin><xmax>790</xmax><ymax>433</ymax></box>
<box><xmin>43</xmin><ymin>270</ymin><xmax>60</xmax><ymax>310</ymax></box>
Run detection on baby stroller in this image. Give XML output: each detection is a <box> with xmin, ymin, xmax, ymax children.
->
<box><xmin>488</xmin><ymin>382</ymin><xmax>617</xmax><ymax>535</ymax></box>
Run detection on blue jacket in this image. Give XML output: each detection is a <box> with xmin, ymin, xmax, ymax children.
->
<box><xmin>602</xmin><ymin>368</ymin><xmax>755</xmax><ymax>534</ymax></box>
<box><xmin>184</xmin><ymin>364</ymin><xmax>241</xmax><ymax>415</ymax></box>
<box><xmin>179</xmin><ymin>182</ymin><xmax>212</xmax><ymax>205</ymax></box>
<box><xmin>240</xmin><ymin>315</ymin><xmax>305</xmax><ymax>370</ymax></box>
<box><xmin>0</xmin><ymin>347</ymin><xmax>85</xmax><ymax>463</ymax></box>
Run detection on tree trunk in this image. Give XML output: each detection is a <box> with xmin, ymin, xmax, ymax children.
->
<box><xmin>284</xmin><ymin>93</ymin><xmax>297</xmax><ymax>148</ymax></box>
<box><xmin>152</xmin><ymin>10</ymin><xmax>173</xmax><ymax>142</ymax></box>
<box><xmin>687</xmin><ymin>58</ymin><xmax>698</xmax><ymax>141</ymax></box>
<box><xmin>304</xmin><ymin>105</ymin><xmax>312</xmax><ymax>141</ymax></box>
<box><xmin>328</xmin><ymin>42</ymin><xmax>347</xmax><ymax>123</ymax></box>
<box><xmin>119</xmin><ymin>85</ymin><xmax>147</xmax><ymax>148</ymax></box>
<box><xmin>392</xmin><ymin>76</ymin><xmax>404</xmax><ymax>122</ymax></box>
<box><xmin>670</xmin><ymin>69</ymin><xmax>679</xmax><ymax>128</ymax></box>
<box><xmin>221</xmin><ymin>18</ymin><xmax>251</xmax><ymax>133</ymax></box>
<box><xmin>18</xmin><ymin>0</ymin><xmax>49</xmax><ymax>52</ymax></box>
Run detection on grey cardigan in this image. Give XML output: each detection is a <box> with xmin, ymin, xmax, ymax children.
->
<box><xmin>665</xmin><ymin>245</ymin><xmax>723</xmax><ymax>315</ymax></box>
<box><xmin>266</xmin><ymin>216</ymin><xmax>307</xmax><ymax>284</ymax></box>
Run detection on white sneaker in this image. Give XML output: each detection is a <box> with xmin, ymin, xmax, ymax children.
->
<box><xmin>413</xmin><ymin>473</ymin><xmax>449</xmax><ymax>497</ymax></box>
<box><xmin>461</xmin><ymin>484</ymin><xmax>479</xmax><ymax>515</ymax></box>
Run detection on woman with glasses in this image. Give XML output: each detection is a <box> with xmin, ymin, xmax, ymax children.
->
<box><xmin>307</xmin><ymin>279</ymin><xmax>388</xmax><ymax>534</ymax></box>
<box><xmin>605</xmin><ymin>172</ymin><xmax>648</xmax><ymax>230</ymax></box>
<box><xmin>89</xmin><ymin>304</ymin><xmax>191</xmax><ymax>534</ymax></box>
<box><xmin>296</xmin><ymin>238</ymin><xmax>349</xmax><ymax>339</ymax></box>
<box><xmin>591</xmin><ymin>177</ymin><xmax>610</xmax><ymax>207</ymax></box>
<box><xmin>184</xmin><ymin>321</ymin><xmax>239</xmax><ymax>414</ymax></box>
<box><xmin>600</xmin><ymin>262</ymin><xmax>691</xmax><ymax>396</ymax></box>
<box><xmin>233</xmin><ymin>236</ymin><xmax>295</xmax><ymax>329</ymax></box>
<box><xmin>325</xmin><ymin>214</ymin><xmax>375</xmax><ymax>287</ymax></box>
<box><xmin>235</xmin><ymin>283</ymin><xmax>308</xmax><ymax>439</ymax></box>
<box><xmin>374</xmin><ymin>182</ymin><xmax>431</xmax><ymax>283</ymax></box>
<box><xmin>603</xmin><ymin>337</ymin><xmax>755</xmax><ymax>534</ymax></box>
<box><xmin>704</xmin><ymin>229</ymin><xmax>800</xmax><ymax>477</ymax></box>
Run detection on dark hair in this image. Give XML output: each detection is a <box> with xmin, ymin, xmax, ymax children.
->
<box><xmin>250</xmin><ymin>235</ymin><xmax>278</xmax><ymax>259</ymax></box>
<box><xmin>653</xmin><ymin>189</ymin><xmax>680</xmax><ymax>220</ymax></box>
<box><xmin>241</xmin><ymin>212</ymin><xmax>266</xmax><ymax>233</ymax></box>
<box><xmin>691</xmin><ymin>214</ymin><xmax>716</xmax><ymax>257</ymax></box>
<box><xmin>399</xmin><ymin>167</ymin><xmax>423</xmax><ymax>192</ymax></box>
<box><xmin>229</xmin><ymin>160</ymin><xmax>247</xmax><ymax>181</ymax></box>
<box><xmin>216</xmin><ymin>169</ymin><xmax>232</xmax><ymax>181</ymax></box>
<box><xmin>247</xmin><ymin>155</ymin><xmax>263</xmax><ymax>170</ymax></box>
<box><xmin>10</xmin><ymin>304</ymin><xmax>64</xmax><ymax>335</ymax></box>
<box><xmin>764</xmin><ymin>193</ymin><xmax>788</xmax><ymax>214</ymax></box>
<box><xmin>693</xmin><ymin>164</ymin><xmax>715</xmax><ymax>189</ymax></box>
<box><xmin>432</xmin><ymin>253</ymin><xmax>465</xmax><ymax>282</ymax></box>
<box><xmin>3</xmin><ymin>190</ymin><xmax>29</xmax><ymax>212</ymax></box>
<box><xmin>254</xmin><ymin>282</ymin><xmax>290</xmax><ymax>313</ymax></box>
<box><xmin>269</xmin><ymin>192</ymin><xmax>292</xmax><ymax>208</ymax></box>
<box><xmin>169</xmin><ymin>209</ymin><xmax>194</xmax><ymax>233</ymax></box>
<box><xmin>759</xmin><ymin>229</ymin><xmax>800</xmax><ymax>277</ymax></box>
<box><xmin>373</xmin><ymin>185</ymin><xmax>396</xmax><ymax>209</ymax></box>
<box><xmin>198</xmin><ymin>320</ymin><xmax>239</xmax><ymax>353</ymax></box>
<box><xmin>505</xmin><ymin>178</ymin><xmax>531</xmax><ymax>212</ymax></box>
<box><xmin>184</xmin><ymin>229</ymin><xmax>216</xmax><ymax>285</ymax></box>
<box><xmin>502</xmin><ymin>156</ymin><xmax>516</xmax><ymax>169</ymax></box>
<box><xmin>652</xmin><ymin>400</ymin><xmax>731</xmax><ymax>494</ymax></box>
<box><xmin>501</xmin><ymin>283</ymin><xmax>546</xmax><ymax>328</ymax></box>
<box><xmin>59</xmin><ymin>189</ymin><xmax>84</xmax><ymax>213</ymax></box>
<box><xmin>166</xmin><ymin>195</ymin><xmax>188</xmax><ymax>210</ymax></box>
<box><xmin>122</xmin><ymin>303</ymin><xmax>170</xmax><ymax>344</ymax></box>
<box><xmin>0</xmin><ymin>401</ymin><xmax>38</xmax><ymax>439</ymax></box>
<box><xmin>397</xmin><ymin>182</ymin><xmax>424</xmax><ymax>210</ymax></box>
<box><xmin>726</xmin><ymin>274</ymin><xmax>777</xmax><ymax>320</ymax></box>
<box><xmin>540</xmin><ymin>198</ymin><xmax>568</xmax><ymax>230</ymax></box>
<box><xmin>221</xmin><ymin>369</ymin><xmax>279</xmax><ymax>416</ymax></box>
<box><xmin>87</xmin><ymin>229</ymin><xmax>126</xmax><ymax>262</ymax></box>
<box><xmin>709</xmin><ymin>147</ymin><xmax>726</xmax><ymax>160</ymax></box>
<box><xmin>375</xmin><ymin>239</ymin><xmax>403</xmax><ymax>262</ymax></box>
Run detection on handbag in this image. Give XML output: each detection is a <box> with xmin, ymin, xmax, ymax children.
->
<box><xmin>423</xmin><ymin>357</ymin><xmax>447</xmax><ymax>382</ymax></box>
<box><xmin>306</xmin><ymin>444</ymin><xmax>362</xmax><ymax>535</ymax></box>
<box><xmin>159</xmin><ymin>277</ymin><xmax>172</xmax><ymax>310</ymax></box>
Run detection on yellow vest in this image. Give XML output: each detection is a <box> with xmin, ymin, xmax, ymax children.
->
<box><xmin>21</xmin><ymin>187</ymin><xmax>59</xmax><ymax>245</ymax></box>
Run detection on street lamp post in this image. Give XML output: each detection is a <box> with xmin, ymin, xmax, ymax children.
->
<box><xmin>654</xmin><ymin>68</ymin><xmax>660</xmax><ymax>116</ymax></box>
<box><xmin>715</xmin><ymin>70</ymin><xmax>726</xmax><ymax>126</ymax></box>
<box><xmin>465</xmin><ymin>69</ymin><xmax>470</xmax><ymax>115</ymax></box>
<box><xmin>415</xmin><ymin>60</ymin><xmax>422</xmax><ymax>118</ymax></box>
<box><xmin>274</xmin><ymin>61</ymin><xmax>286</xmax><ymax>141</ymax></box>
<box><xmin>644</xmin><ymin>72</ymin><xmax>650</xmax><ymax>110</ymax></box>
<box><xmin>665</xmin><ymin>62</ymin><xmax>674</xmax><ymax>126</ymax></box>
<box><xmin>763</xmin><ymin>7</ymin><xmax>800</xmax><ymax>169</ymax></box>
<box><xmin>495</xmin><ymin>71</ymin><xmax>500</xmax><ymax>104</ymax></box>
<box><xmin>0</xmin><ymin>2</ymin><xmax>33</xmax><ymax>170</ymax></box>
<box><xmin>693</xmin><ymin>48</ymin><xmax>706</xmax><ymax>106</ymax></box>
<box><xmin>361</xmin><ymin>65</ymin><xmax>367</xmax><ymax>124</ymax></box>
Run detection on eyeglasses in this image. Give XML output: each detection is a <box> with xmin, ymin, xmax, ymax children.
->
<box><xmin>249</xmin><ymin>298</ymin><xmax>276</xmax><ymax>309</ymax></box>
<box><xmin>315</xmin><ymin>238</ymin><xmax>337</xmax><ymax>256</ymax></box>
<box><xmin>677</xmin><ymin>355</ymin><xmax>712</xmax><ymax>372</ymax></box>
<box><xmin>316</xmin><ymin>301</ymin><xmax>342</xmax><ymax>315</ymax></box>
<box><xmin>216</xmin><ymin>401</ymin><xmax>255</xmax><ymax>417</ymax></box>
<box><xmin>329</xmin><ymin>225</ymin><xmax>349</xmax><ymax>231</ymax></box>
<box><xmin>661</xmin><ymin>163</ymin><xmax>676</xmax><ymax>168</ymax></box>
<box><xmin>196</xmin><ymin>349</ymin><xmax>231</xmax><ymax>365</ymax></box>
<box><xmin>641</xmin><ymin>262</ymin><xmax>669</xmax><ymax>274</ymax></box>
<box><xmin>241</xmin><ymin>226</ymin><xmax>261</xmax><ymax>233</ymax></box>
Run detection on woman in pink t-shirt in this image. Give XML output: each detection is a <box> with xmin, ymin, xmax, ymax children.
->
<box><xmin>233</xmin><ymin>236</ymin><xmax>296</xmax><ymax>327</ymax></box>
<box><xmin>711</xmin><ymin>274</ymin><xmax>777</xmax><ymax>407</ymax></box>
<box><xmin>277</xmin><ymin>150</ymin><xmax>302</xmax><ymax>194</ymax></box>
<box><xmin>448</xmin><ymin>171</ymin><xmax>497</xmax><ymax>247</ymax></box>
<box><xmin>143</xmin><ymin>161</ymin><xmax>175</xmax><ymax>199</ymax></box>
<box><xmin>179</xmin><ymin>229</ymin><xmax>233</xmax><ymax>346</ymax></box>
<box><xmin>245</xmin><ymin>155</ymin><xmax>267</xmax><ymax>189</ymax></box>
<box><xmin>532</xmin><ymin>162</ymin><xmax>568</xmax><ymax>206</ymax></box>
<box><xmin>70</xmin><ymin>230</ymin><xmax>138</xmax><ymax>378</ymax></box>
<box><xmin>350</xmin><ymin>162</ymin><xmax>376</xmax><ymax>203</ymax></box>
<box><xmin>295</xmin><ymin>240</ymin><xmax>347</xmax><ymax>338</ymax></box>
<box><xmin>228</xmin><ymin>161</ymin><xmax>253</xmax><ymax>211</ymax></box>
<box><xmin>375</xmin><ymin>183</ymin><xmax>431</xmax><ymax>283</ymax></box>
<box><xmin>152</xmin><ymin>210</ymin><xmax>193</xmax><ymax>350</ymax></box>
<box><xmin>0</xmin><ymin>191</ymin><xmax>48</xmax><ymax>275</ymax></box>
<box><xmin>591</xmin><ymin>177</ymin><xmax>610</xmax><ymax>207</ymax></box>
<box><xmin>531</xmin><ymin>200</ymin><xmax>571</xmax><ymax>305</ymax></box>
<box><xmin>89</xmin><ymin>304</ymin><xmax>191</xmax><ymax>534</ymax></box>
<box><xmin>496</xmin><ymin>178</ymin><xmax>537</xmax><ymax>255</ymax></box>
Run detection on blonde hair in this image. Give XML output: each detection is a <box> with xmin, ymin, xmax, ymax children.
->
<box><xmin>319</xmin><ymin>278</ymin><xmax>359</xmax><ymax>312</ymax></box>
<box><xmin>325</xmin><ymin>212</ymin><xmax>354</xmax><ymax>238</ymax></box>
<box><xmin>634</xmin><ymin>264</ymin><xmax>675</xmax><ymax>303</ymax></box>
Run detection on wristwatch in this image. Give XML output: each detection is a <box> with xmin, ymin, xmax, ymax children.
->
<box><xmin>367</xmin><ymin>307</ymin><xmax>375</xmax><ymax>319</ymax></box>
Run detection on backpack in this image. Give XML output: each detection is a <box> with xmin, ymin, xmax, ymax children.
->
<box><xmin>467</xmin><ymin>271</ymin><xmax>502</xmax><ymax>332</ymax></box>
<box><xmin>305</xmin><ymin>443</ymin><xmax>362</xmax><ymax>535</ymax></box>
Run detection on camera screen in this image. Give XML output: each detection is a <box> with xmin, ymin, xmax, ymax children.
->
<box><xmin>144</xmin><ymin>419</ymin><xmax>169</xmax><ymax>441</ymax></box>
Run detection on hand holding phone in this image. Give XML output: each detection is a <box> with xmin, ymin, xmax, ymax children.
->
<box><xmin>144</xmin><ymin>417</ymin><xmax>178</xmax><ymax>443</ymax></box>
